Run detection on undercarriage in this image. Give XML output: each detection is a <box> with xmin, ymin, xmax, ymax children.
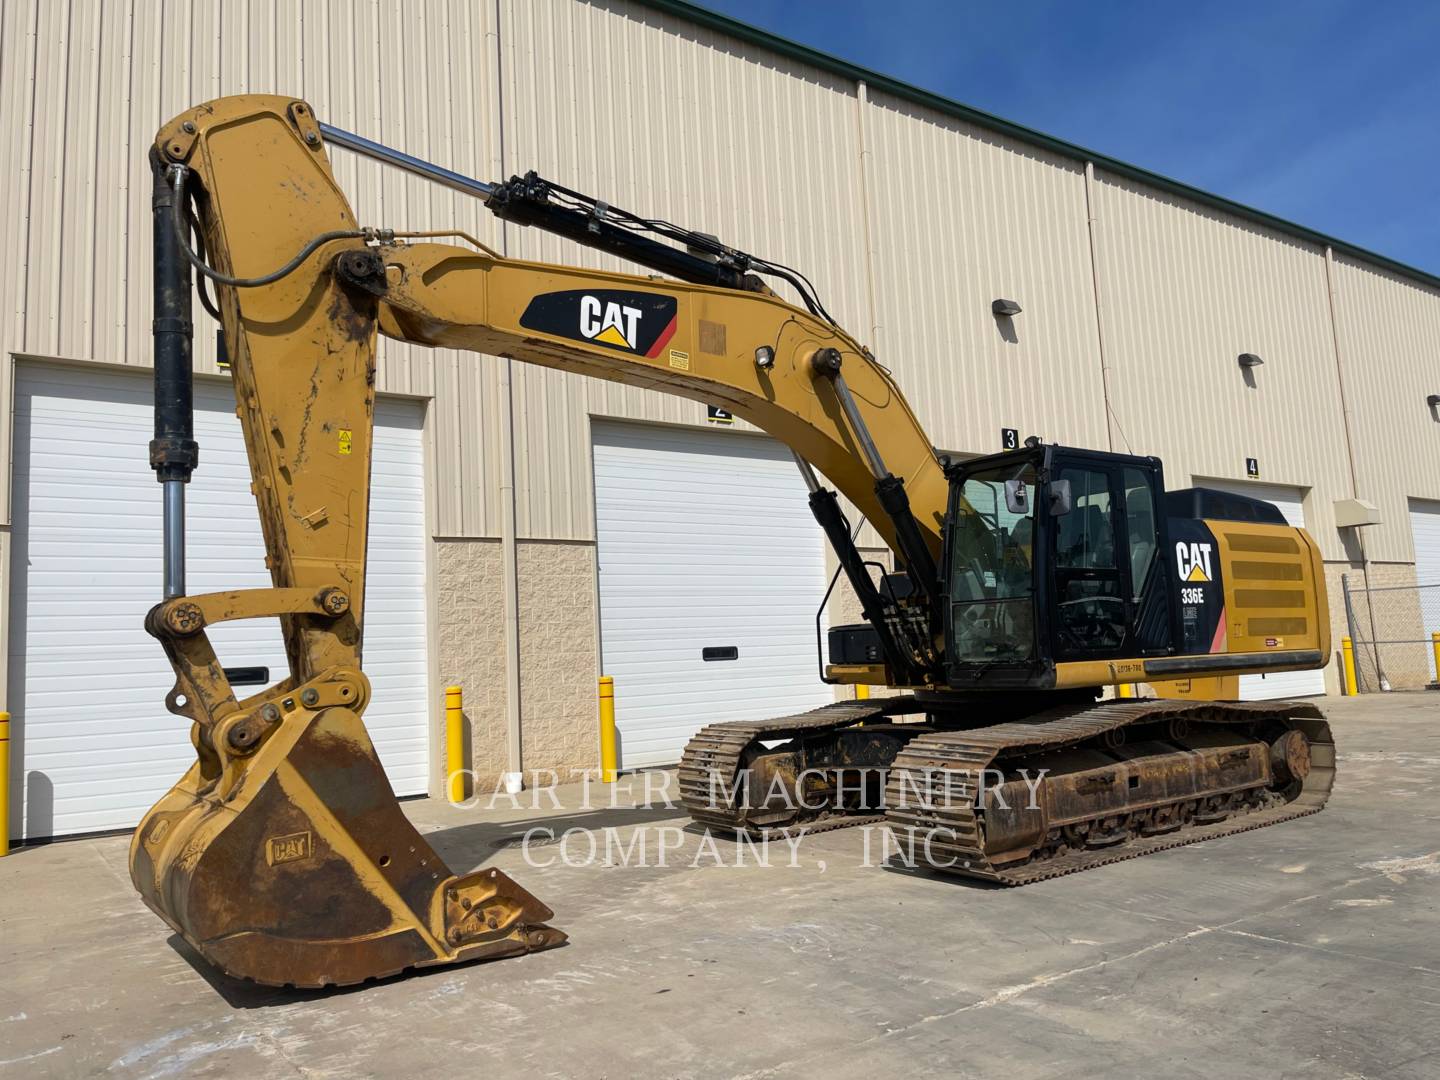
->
<box><xmin>678</xmin><ymin>696</ymin><xmax>1334</xmax><ymax>883</ymax></box>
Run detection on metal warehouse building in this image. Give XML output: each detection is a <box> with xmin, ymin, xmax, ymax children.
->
<box><xmin>2</xmin><ymin>0</ymin><xmax>1437</xmax><ymax>841</ymax></box>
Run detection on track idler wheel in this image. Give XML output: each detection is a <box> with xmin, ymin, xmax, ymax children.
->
<box><xmin>1269</xmin><ymin>729</ymin><xmax>1312</xmax><ymax>786</ymax></box>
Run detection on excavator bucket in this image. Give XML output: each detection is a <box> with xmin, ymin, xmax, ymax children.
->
<box><xmin>130</xmin><ymin>675</ymin><xmax>565</xmax><ymax>988</ymax></box>
<box><xmin>130</xmin><ymin>95</ymin><xmax>564</xmax><ymax>988</ymax></box>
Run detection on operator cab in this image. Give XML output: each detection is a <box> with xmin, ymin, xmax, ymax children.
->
<box><xmin>942</xmin><ymin>444</ymin><xmax>1177</xmax><ymax>689</ymax></box>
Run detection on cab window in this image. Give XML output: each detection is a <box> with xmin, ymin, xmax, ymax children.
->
<box><xmin>948</xmin><ymin>464</ymin><xmax>1037</xmax><ymax>663</ymax></box>
<box><xmin>1123</xmin><ymin>467</ymin><xmax>1159</xmax><ymax>599</ymax></box>
<box><xmin>1055</xmin><ymin>468</ymin><xmax>1115</xmax><ymax>569</ymax></box>
<box><xmin>1053</xmin><ymin>466</ymin><xmax>1125</xmax><ymax>651</ymax></box>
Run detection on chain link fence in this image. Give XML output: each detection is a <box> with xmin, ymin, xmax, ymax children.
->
<box><xmin>1342</xmin><ymin>574</ymin><xmax>1440</xmax><ymax>691</ymax></box>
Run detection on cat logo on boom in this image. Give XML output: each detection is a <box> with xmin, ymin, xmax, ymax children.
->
<box><xmin>1175</xmin><ymin>540</ymin><xmax>1214</xmax><ymax>583</ymax></box>
<box><xmin>518</xmin><ymin>288</ymin><xmax>679</xmax><ymax>357</ymax></box>
<box><xmin>579</xmin><ymin>295</ymin><xmax>642</xmax><ymax>349</ymax></box>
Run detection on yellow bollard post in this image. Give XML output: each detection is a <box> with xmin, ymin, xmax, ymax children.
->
<box><xmin>854</xmin><ymin>683</ymin><xmax>870</xmax><ymax>700</ymax></box>
<box><xmin>1341</xmin><ymin>638</ymin><xmax>1358</xmax><ymax>696</ymax></box>
<box><xmin>0</xmin><ymin>712</ymin><xmax>9</xmax><ymax>857</ymax></box>
<box><xmin>1431</xmin><ymin>632</ymin><xmax>1440</xmax><ymax>685</ymax></box>
<box><xmin>445</xmin><ymin>686</ymin><xmax>467</xmax><ymax>804</ymax></box>
<box><xmin>1117</xmin><ymin>682</ymin><xmax>1135</xmax><ymax>699</ymax></box>
<box><xmin>599</xmin><ymin>676</ymin><xmax>618</xmax><ymax>783</ymax></box>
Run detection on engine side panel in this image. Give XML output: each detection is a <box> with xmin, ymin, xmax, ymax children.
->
<box><xmin>1208</xmin><ymin>518</ymin><xmax>1330</xmax><ymax>661</ymax></box>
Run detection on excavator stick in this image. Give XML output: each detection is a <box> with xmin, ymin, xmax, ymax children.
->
<box><xmin>130</xmin><ymin>97</ymin><xmax>564</xmax><ymax>987</ymax></box>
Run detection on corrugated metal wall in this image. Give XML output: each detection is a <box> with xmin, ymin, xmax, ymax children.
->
<box><xmin>0</xmin><ymin>0</ymin><xmax>508</xmax><ymax>534</ymax></box>
<box><xmin>1329</xmin><ymin>256</ymin><xmax>1440</xmax><ymax>562</ymax></box>
<box><xmin>1090</xmin><ymin>173</ymin><xmax>1355</xmax><ymax>559</ymax></box>
<box><xmin>2</xmin><ymin>0</ymin><xmax>1438</xmax><ymax>558</ymax></box>
<box><xmin>863</xmin><ymin>91</ymin><xmax>1107</xmax><ymax>454</ymax></box>
<box><xmin>497</xmin><ymin>0</ymin><xmax>871</xmax><ymax>539</ymax></box>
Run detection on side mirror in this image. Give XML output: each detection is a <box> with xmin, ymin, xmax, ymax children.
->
<box><xmin>1004</xmin><ymin>479</ymin><xmax>1029</xmax><ymax>516</ymax></box>
<box><xmin>1049</xmin><ymin>478</ymin><xmax>1073</xmax><ymax>517</ymax></box>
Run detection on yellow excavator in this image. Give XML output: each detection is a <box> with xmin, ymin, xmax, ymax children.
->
<box><xmin>132</xmin><ymin>95</ymin><xmax>1334</xmax><ymax>988</ymax></box>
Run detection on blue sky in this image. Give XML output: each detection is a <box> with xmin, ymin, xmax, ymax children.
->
<box><xmin>696</xmin><ymin>0</ymin><xmax>1440</xmax><ymax>273</ymax></box>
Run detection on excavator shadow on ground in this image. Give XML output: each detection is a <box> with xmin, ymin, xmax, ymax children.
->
<box><xmin>427</xmin><ymin>803</ymin><xmax>694</xmax><ymax>866</ymax></box>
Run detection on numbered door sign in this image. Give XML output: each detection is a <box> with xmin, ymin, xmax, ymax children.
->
<box><xmin>707</xmin><ymin>405</ymin><xmax>734</xmax><ymax>425</ymax></box>
<box><xmin>1001</xmin><ymin>428</ymin><xmax>1019</xmax><ymax>451</ymax></box>
<box><xmin>1246</xmin><ymin>457</ymin><xmax>1260</xmax><ymax>479</ymax></box>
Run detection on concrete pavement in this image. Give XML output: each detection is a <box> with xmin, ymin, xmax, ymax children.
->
<box><xmin>2</xmin><ymin>691</ymin><xmax>1437</xmax><ymax>1078</ymax></box>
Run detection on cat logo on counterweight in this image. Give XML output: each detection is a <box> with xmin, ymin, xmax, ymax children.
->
<box><xmin>1175</xmin><ymin>541</ymin><xmax>1214</xmax><ymax>583</ymax></box>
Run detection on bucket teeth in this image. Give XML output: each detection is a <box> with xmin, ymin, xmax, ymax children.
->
<box><xmin>440</xmin><ymin>867</ymin><xmax>567</xmax><ymax>957</ymax></box>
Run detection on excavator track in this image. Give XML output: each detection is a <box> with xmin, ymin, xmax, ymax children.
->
<box><xmin>678</xmin><ymin>696</ymin><xmax>925</xmax><ymax>835</ymax></box>
<box><xmin>884</xmin><ymin>698</ymin><xmax>1334</xmax><ymax>885</ymax></box>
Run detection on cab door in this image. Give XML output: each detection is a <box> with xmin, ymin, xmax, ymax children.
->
<box><xmin>1047</xmin><ymin>456</ymin><xmax>1172</xmax><ymax>660</ymax></box>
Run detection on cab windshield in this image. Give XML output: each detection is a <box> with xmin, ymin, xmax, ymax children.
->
<box><xmin>948</xmin><ymin>463</ymin><xmax>1038</xmax><ymax>663</ymax></box>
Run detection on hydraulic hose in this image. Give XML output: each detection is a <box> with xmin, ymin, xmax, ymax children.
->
<box><xmin>168</xmin><ymin>164</ymin><xmax>366</xmax><ymax>288</ymax></box>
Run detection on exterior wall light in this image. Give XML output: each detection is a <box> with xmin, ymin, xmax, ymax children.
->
<box><xmin>992</xmin><ymin>299</ymin><xmax>1022</xmax><ymax>317</ymax></box>
<box><xmin>1428</xmin><ymin>393</ymin><xmax>1440</xmax><ymax>408</ymax></box>
<box><xmin>1238</xmin><ymin>353</ymin><xmax>1264</xmax><ymax>369</ymax></box>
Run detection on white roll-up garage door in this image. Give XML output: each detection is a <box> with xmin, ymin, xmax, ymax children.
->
<box><xmin>7</xmin><ymin>363</ymin><xmax>430</xmax><ymax>839</ymax></box>
<box><xmin>593</xmin><ymin>421</ymin><xmax>832</xmax><ymax>769</ymax></box>
<box><xmin>1197</xmin><ymin>478</ymin><xmax>1326</xmax><ymax>699</ymax></box>
<box><xmin>1410</xmin><ymin>498</ymin><xmax>1440</xmax><ymax>637</ymax></box>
